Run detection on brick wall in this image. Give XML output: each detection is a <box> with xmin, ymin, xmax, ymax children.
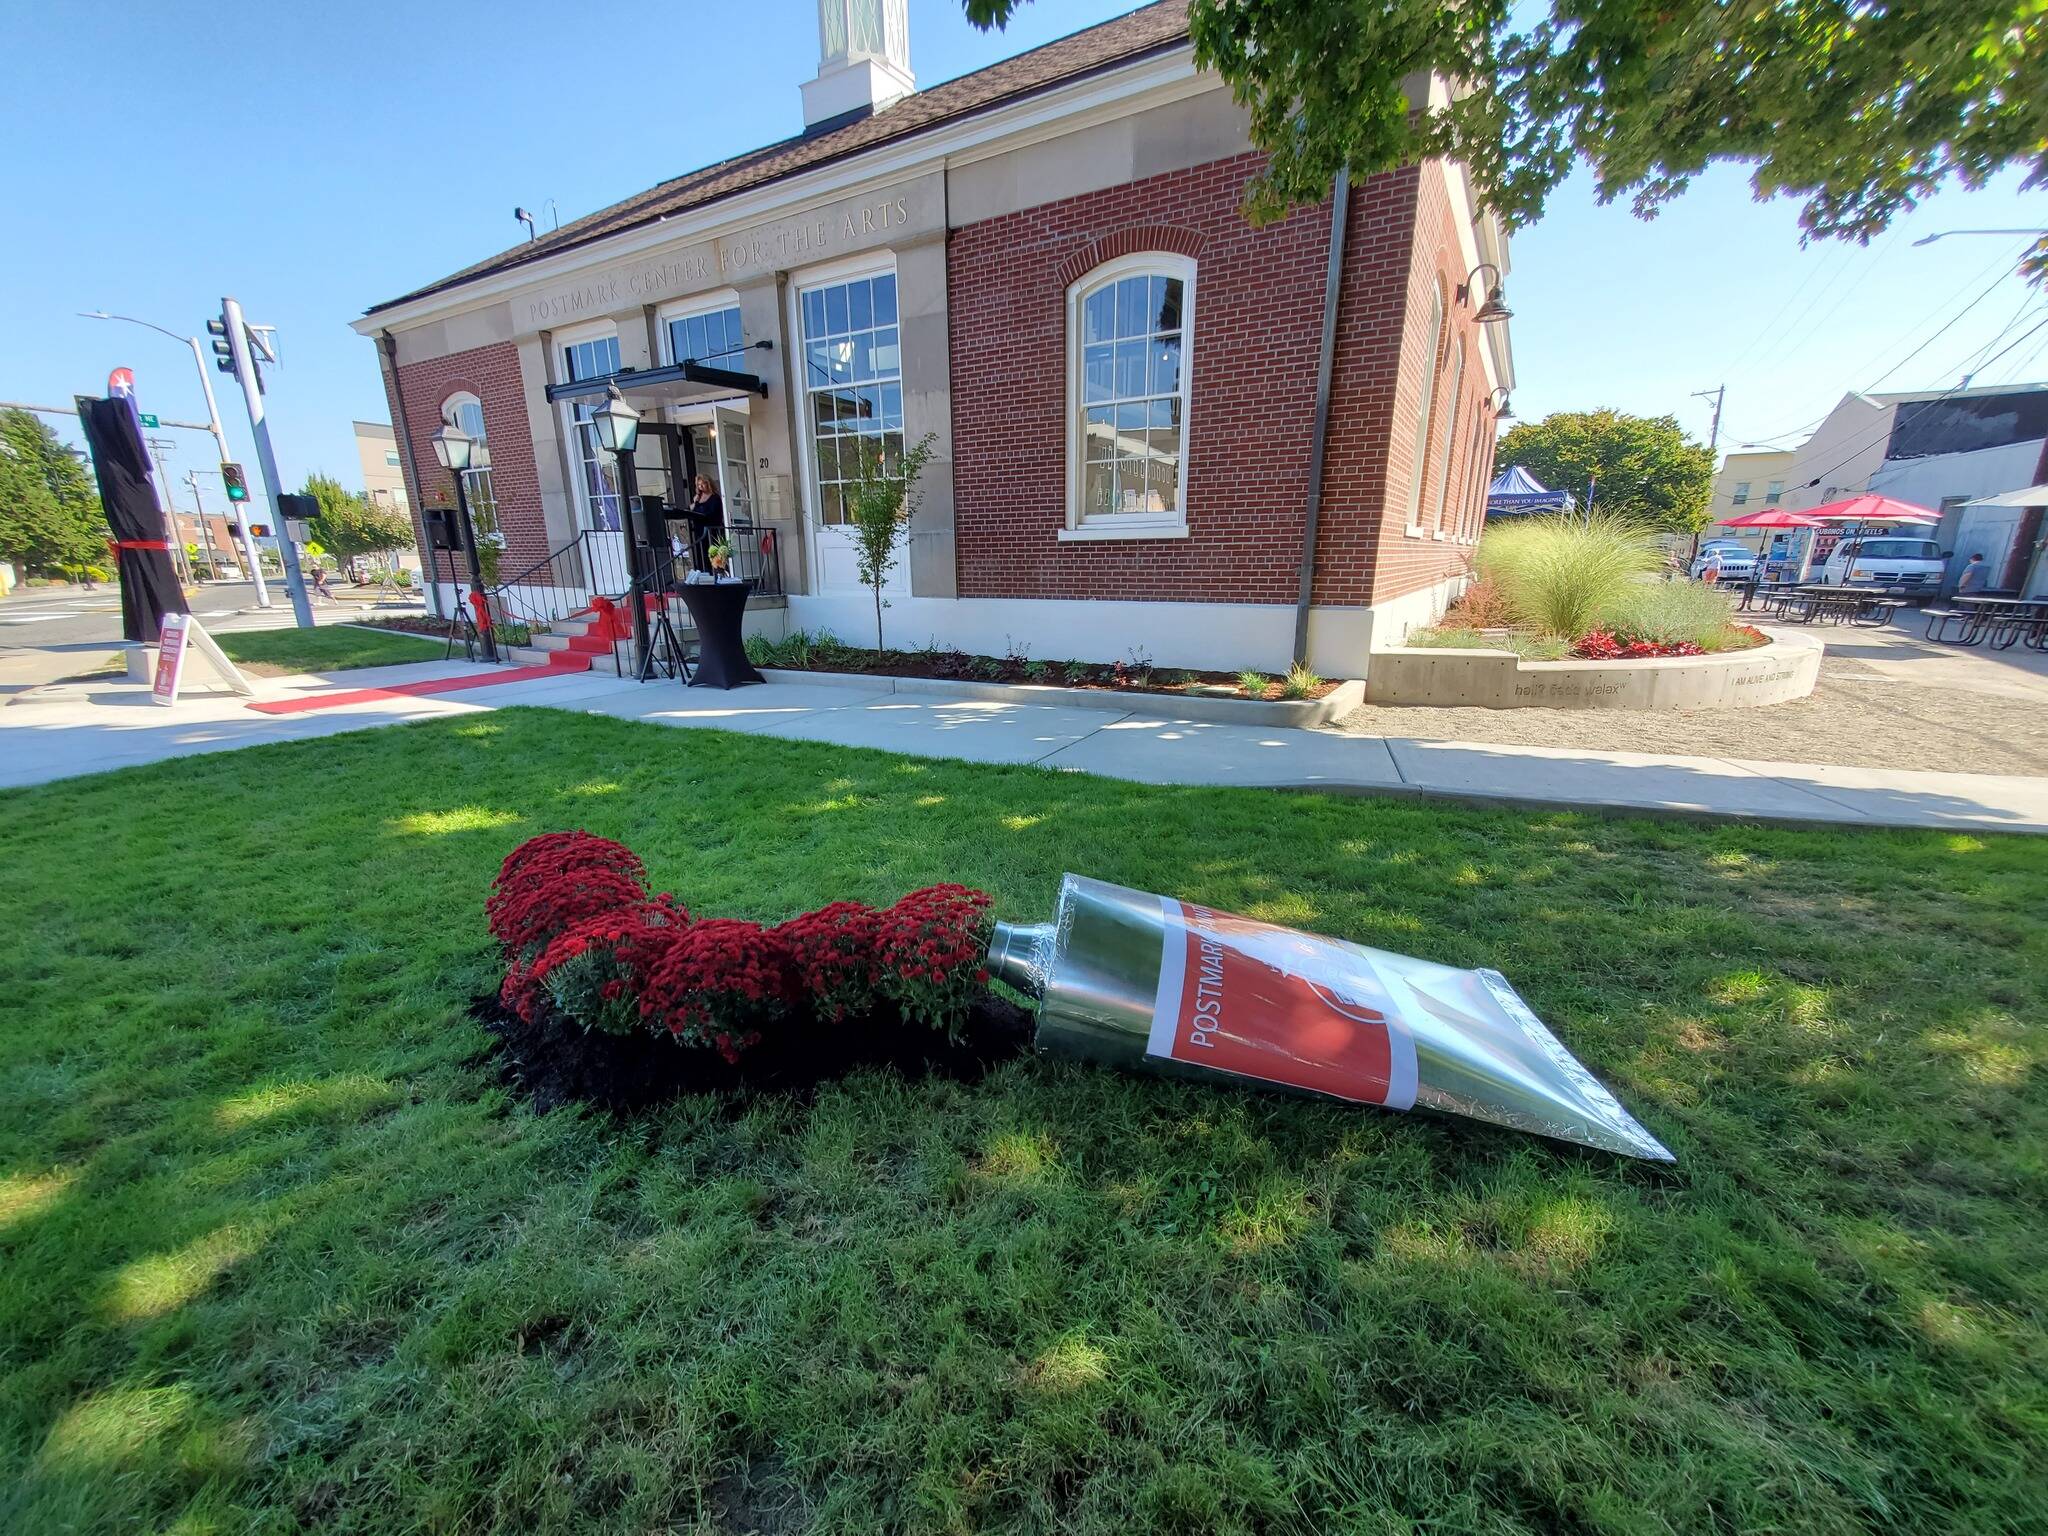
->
<box><xmin>947</xmin><ymin>150</ymin><xmax>1484</xmax><ymax>611</ymax></box>
<box><xmin>1358</xmin><ymin>160</ymin><xmax>1496</xmax><ymax>605</ymax></box>
<box><xmin>949</xmin><ymin>151</ymin><xmax>1335</xmax><ymax>604</ymax></box>
<box><xmin>380</xmin><ymin>339</ymin><xmax>549</xmax><ymax>585</ymax></box>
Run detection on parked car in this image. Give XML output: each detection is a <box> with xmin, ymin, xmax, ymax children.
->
<box><xmin>1690</xmin><ymin>540</ymin><xmax>1757</xmax><ymax>583</ymax></box>
<box><xmin>1813</xmin><ymin>536</ymin><xmax>1947</xmax><ymax>589</ymax></box>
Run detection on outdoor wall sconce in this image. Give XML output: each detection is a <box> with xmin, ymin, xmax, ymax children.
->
<box><xmin>1490</xmin><ymin>387</ymin><xmax>1514</xmax><ymax>420</ymax></box>
<box><xmin>1458</xmin><ymin>263</ymin><xmax>1513</xmax><ymax>324</ymax></box>
<box><xmin>591</xmin><ymin>383</ymin><xmax>641</xmax><ymax>456</ymax></box>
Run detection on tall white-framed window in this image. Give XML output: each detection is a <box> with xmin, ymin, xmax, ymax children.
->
<box><xmin>1465</xmin><ymin>413</ymin><xmax>1491</xmax><ymax>540</ymax></box>
<box><xmin>665</xmin><ymin>302</ymin><xmax>748</xmax><ymax>370</ymax></box>
<box><xmin>796</xmin><ymin>263</ymin><xmax>902</xmax><ymax>526</ymax></box>
<box><xmin>441</xmin><ymin>391</ymin><xmax>498</xmax><ymax>532</ymax></box>
<box><xmin>560</xmin><ymin>330</ymin><xmax>623</xmax><ymax>530</ymax></box>
<box><xmin>1402</xmin><ymin>286</ymin><xmax>1446</xmax><ymax>534</ymax></box>
<box><xmin>1731</xmin><ymin>481</ymin><xmax>1751</xmax><ymax>506</ymax></box>
<box><xmin>1065</xmin><ymin>253</ymin><xmax>1193</xmax><ymax>538</ymax></box>
<box><xmin>1765</xmin><ymin>480</ymin><xmax>1784</xmax><ymax>505</ymax></box>
<box><xmin>1429</xmin><ymin>339</ymin><xmax>1467</xmax><ymax>533</ymax></box>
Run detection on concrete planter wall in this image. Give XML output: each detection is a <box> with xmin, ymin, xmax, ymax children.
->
<box><xmin>1365</xmin><ymin>634</ymin><xmax>1821</xmax><ymax>710</ymax></box>
<box><xmin>760</xmin><ymin>669</ymin><xmax>1367</xmax><ymax>727</ymax></box>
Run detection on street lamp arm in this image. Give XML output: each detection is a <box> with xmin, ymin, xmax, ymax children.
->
<box><xmin>78</xmin><ymin>310</ymin><xmax>189</xmax><ymax>344</ymax></box>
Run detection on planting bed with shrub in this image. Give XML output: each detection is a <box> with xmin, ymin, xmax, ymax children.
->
<box><xmin>482</xmin><ymin>830</ymin><xmax>1032</xmax><ymax>1109</ymax></box>
<box><xmin>745</xmin><ymin>628</ymin><xmax>1337</xmax><ymax>701</ymax></box>
<box><xmin>1415</xmin><ymin>516</ymin><xmax>1768</xmax><ymax>660</ymax></box>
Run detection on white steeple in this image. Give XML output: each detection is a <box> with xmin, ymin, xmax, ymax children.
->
<box><xmin>802</xmin><ymin>0</ymin><xmax>914</xmax><ymax>132</ymax></box>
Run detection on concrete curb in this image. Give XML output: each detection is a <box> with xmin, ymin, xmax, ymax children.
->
<box><xmin>756</xmin><ymin>669</ymin><xmax>1366</xmax><ymax>727</ymax></box>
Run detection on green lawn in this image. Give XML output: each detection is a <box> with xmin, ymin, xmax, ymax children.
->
<box><xmin>2</xmin><ymin>711</ymin><xmax>2043</xmax><ymax>1535</ymax></box>
<box><xmin>214</xmin><ymin>624</ymin><xmax>447</xmax><ymax>673</ymax></box>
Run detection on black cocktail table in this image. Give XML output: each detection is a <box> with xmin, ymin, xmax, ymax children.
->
<box><xmin>677</xmin><ymin>578</ymin><xmax>764</xmax><ymax>689</ymax></box>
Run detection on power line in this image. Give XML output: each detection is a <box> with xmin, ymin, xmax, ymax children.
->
<box><xmin>1789</xmin><ymin>310</ymin><xmax>2048</xmax><ymax>492</ymax></box>
<box><xmin>1716</xmin><ymin>239</ymin><xmax>2036</xmax><ymax>449</ymax></box>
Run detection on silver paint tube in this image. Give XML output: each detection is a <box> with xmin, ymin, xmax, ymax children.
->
<box><xmin>987</xmin><ymin>874</ymin><xmax>1673</xmax><ymax>1162</ymax></box>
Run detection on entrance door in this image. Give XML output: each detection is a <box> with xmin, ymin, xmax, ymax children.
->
<box><xmin>796</xmin><ymin>268</ymin><xmax>905</xmax><ymax>594</ymax></box>
<box><xmin>714</xmin><ymin>405</ymin><xmax>755</xmax><ymax>529</ymax></box>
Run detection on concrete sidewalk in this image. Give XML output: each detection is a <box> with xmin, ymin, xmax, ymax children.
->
<box><xmin>4</xmin><ymin>658</ymin><xmax>2046</xmax><ymax>833</ymax></box>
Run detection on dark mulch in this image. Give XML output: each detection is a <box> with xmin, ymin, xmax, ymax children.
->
<box><xmin>477</xmin><ymin>991</ymin><xmax>1039</xmax><ymax>1114</ymax></box>
<box><xmin>762</xmin><ymin>644</ymin><xmax>1346</xmax><ymax>701</ymax></box>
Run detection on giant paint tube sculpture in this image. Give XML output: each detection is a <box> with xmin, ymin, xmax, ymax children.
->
<box><xmin>986</xmin><ymin>874</ymin><xmax>1673</xmax><ymax>1162</ymax></box>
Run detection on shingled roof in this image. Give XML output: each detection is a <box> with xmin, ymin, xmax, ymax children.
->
<box><xmin>365</xmin><ymin>2</ymin><xmax>1192</xmax><ymax>316</ymax></box>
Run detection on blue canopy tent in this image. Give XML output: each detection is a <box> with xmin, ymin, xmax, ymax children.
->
<box><xmin>1486</xmin><ymin>465</ymin><xmax>1571</xmax><ymax>516</ymax></box>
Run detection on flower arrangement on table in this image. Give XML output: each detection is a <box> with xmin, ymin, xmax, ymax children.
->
<box><xmin>705</xmin><ymin>538</ymin><xmax>732</xmax><ymax>574</ymax></box>
<box><xmin>484</xmin><ymin>831</ymin><xmax>998</xmax><ymax>1074</ymax></box>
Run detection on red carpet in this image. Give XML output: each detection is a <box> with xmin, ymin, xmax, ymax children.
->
<box><xmin>246</xmin><ymin>663</ymin><xmax>578</xmax><ymax>716</ymax></box>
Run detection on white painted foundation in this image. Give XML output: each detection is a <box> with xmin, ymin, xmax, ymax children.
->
<box><xmin>784</xmin><ymin>583</ymin><xmax>1462</xmax><ymax>677</ymax></box>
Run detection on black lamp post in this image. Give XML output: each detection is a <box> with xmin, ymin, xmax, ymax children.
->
<box><xmin>589</xmin><ymin>384</ymin><xmax>652</xmax><ymax>667</ymax></box>
<box><xmin>431</xmin><ymin>418</ymin><xmax>498</xmax><ymax>662</ymax></box>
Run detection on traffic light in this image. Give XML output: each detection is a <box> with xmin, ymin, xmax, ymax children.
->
<box><xmin>221</xmin><ymin>462</ymin><xmax>249</xmax><ymax>502</ymax></box>
<box><xmin>208</xmin><ymin>316</ymin><xmax>235</xmax><ymax>375</ymax></box>
<box><xmin>248</xmin><ymin>523</ymin><xmax>271</xmax><ymax>539</ymax></box>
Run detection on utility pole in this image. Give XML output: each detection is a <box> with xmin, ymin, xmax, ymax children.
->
<box><xmin>1690</xmin><ymin>385</ymin><xmax>1726</xmax><ymax>561</ymax></box>
<box><xmin>185</xmin><ymin>471</ymin><xmax>225</xmax><ymax>579</ymax></box>
<box><xmin>215</xmin><ymin>296</ymin><xmax>312</xmax><ymax>627</ymax></box>
<box><xmin>143</xmin><ymin>433</ymin><xmax>191</xmax><ymax>584</ymax></box>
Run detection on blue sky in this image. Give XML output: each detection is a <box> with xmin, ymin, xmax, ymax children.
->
<box><xmin>2</xmin><ymin>0</ymin><xmax>2043</xmax><ymax>519</ymax></box>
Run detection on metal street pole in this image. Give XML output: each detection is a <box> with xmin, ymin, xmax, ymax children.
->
<box><xmin>448</xmin><ymin>466</ymin><xmax>499</xmax><ymax>663</ymax></box>
<box><xmin>220</xmin><ymin>296</ymin><xmax>313</xmax><ymax>628</ymax></box>
<box><xmin>81</xmin><ymin>310</ymin><xmax>271</xmax><ymax>606</ymax></box>
<box><xmin>187</xmin><ymin>333</ymin><xmax>269</xmax><ymax>606</ymax></box>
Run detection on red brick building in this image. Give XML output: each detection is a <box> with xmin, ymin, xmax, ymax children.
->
<box><xmin>352</xmin><ymin>0</ymin><xmax>1513</xmax><ymax>674</ymax></box>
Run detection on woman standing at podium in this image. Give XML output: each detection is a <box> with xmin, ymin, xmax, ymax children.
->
<box><xmin>682</xmin><ymin>474</ymin><xmax>724</xmax><ymax>573</ymax></box>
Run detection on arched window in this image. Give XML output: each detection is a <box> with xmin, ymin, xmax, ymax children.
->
<box><xmin>441</xmin><ymin>391</ymin><xmax>498</xmax><ymax>532</ymax></box>
<box><xmin>1067</xmin><ymin>252</ymin><xmax>1194</xmax><ymax>536</ymax></box>
<box><xmin>1429</xmin><ymin>339</ymin><xmax>1466</xmax><ymax>533</ymax></box>
<box><xmin>1402</xmin><ymin>285</ymin><xmax>1445</xmax><ymax>532</ymax></box>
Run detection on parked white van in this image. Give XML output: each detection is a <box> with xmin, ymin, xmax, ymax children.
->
<box><xmin>1813</xmin><ymin>535</ymin><xmax>1948</xmax><ymax>591</ymax></box>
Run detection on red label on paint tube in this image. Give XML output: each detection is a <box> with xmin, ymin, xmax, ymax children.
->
<box><xmin>1148</xmin><ymin>898</ymin><xmax>1418</xmax><ymax>1108</ymax></box>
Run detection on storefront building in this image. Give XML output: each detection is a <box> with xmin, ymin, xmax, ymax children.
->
<box><xmin>352</xmin><ymin>0</ymin><xmax>1513</xmax><ymax>673</ymax></box>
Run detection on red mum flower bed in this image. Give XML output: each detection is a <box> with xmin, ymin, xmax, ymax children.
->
<box><xmin>477</xmin><ymin>833</ymin><xmax>1030</xmax><ymax>1112</ymax></box>
<box><xmin>876</xmin><ymin>885</ymin><xmax>994</xmax><ymax>1036</ymax></box>
<box><xmin>641</xmin><ymin>918</ymin><xmax>797</xmax><ymax>1063</ymax></box>
<box><xmin>776</xmin><ymin>901</ymin><xmax>883</xmax><ymax>1023</ymax></box>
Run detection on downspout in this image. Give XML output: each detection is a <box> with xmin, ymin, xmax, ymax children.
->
<box><xmin>1291</xmin><ymin>167</ymin><xmax>1350</xmax><ymax>668</ymax></box>
<box><xmin>380</xmin><ymin>329</ymin><xmax>443</xmax><ymax>618</ymax></box>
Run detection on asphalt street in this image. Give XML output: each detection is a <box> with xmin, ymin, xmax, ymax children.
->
<box><xmin>0</xmin><ymin>581</ymin><xmax>431</xmax><ymax>698</ymax></box>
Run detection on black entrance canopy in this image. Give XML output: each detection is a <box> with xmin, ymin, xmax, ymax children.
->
<box><xmin>544</xmin><ymin>359</ymin><xmax>769</xmax><ymax>408</ymax></box>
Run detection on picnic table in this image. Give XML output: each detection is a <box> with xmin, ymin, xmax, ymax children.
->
<box><xmin>1763</xmin><ymin>584</ymin><xmax>1918</xmax><ymax>627</ymax></box>
<box><xmin>1928</xmin><ymin>594</ymin><xmax>2048</xmax><ymax>649</ymax></box>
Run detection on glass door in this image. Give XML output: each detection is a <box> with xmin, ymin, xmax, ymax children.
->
<box><xmin>714</xmin><ymin>405</ymin><xmax>755</xmax><ymax>528</ymax></box>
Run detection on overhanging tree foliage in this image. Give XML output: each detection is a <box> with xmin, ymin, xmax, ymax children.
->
<box><xmin>0</xmin><ymin>408</ymin><xmax>107</xmax><ymax>577</ymax></box>
<box><xmin>965</xmin><ymin>1</ymin><xmax>2045</xmax><ymax>265</ymax></box>
<box><xmin>1496</xmin><ymin>410</ymin><xmax>1715</xmax><ymax>534</ymax></box>
<box><xmin>300</xmin><ymin>472</ymin><xmax>415</xmax><ymax>565</ymax></box>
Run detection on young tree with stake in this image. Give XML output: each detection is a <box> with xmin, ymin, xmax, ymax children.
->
<box><xmin>844</xmin><ymin>432</ymin><xmax>937</xmax><ymax>652</ymax></box>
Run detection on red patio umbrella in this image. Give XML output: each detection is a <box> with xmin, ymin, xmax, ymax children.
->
<box><xmin>1803</xmin><ymin>493</ymin><xmax>1940</xmax><ymax>524</ymax></box>
<box><xmin>1719</xmin><ymin>508</ymin><xmax>1823</xmax><ymax>555</ymax></box>
<box><xmin>1719</xmin><ymin>508</ymin><xmax>1823</xmax><ymax>528</ymax></box>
